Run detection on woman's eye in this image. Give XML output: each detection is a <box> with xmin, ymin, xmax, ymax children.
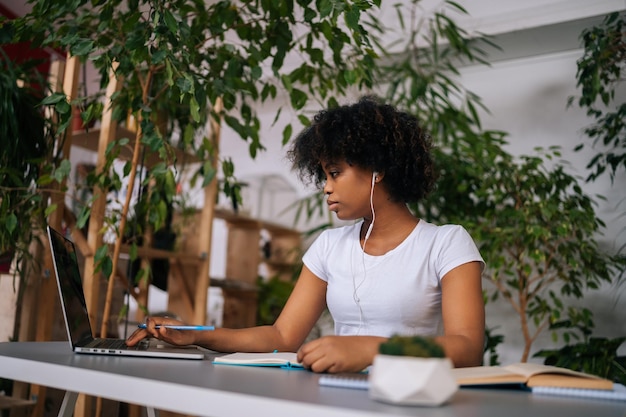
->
<box><xmin>329</xmin><ymin>171</ymin><xmax>339</xmax><ymax>178</ymax></box>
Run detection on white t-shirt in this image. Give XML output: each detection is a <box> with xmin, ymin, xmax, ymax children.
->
<box><xmin>302</xmin><ymin>220</ymin><xmax>484</xmax><ymax>338</ymax></box>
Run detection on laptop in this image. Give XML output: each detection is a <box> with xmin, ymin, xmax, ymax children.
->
<box><xmin>47</xmin><ymin>225</ymin><xmax>205</xmax><ymax>360</ymax></box>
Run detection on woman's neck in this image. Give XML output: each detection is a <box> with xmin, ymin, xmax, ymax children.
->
<box><xmin>361</xmin><ymin>204</ymin><xmax>418</xmax><ymax>255</ymax></box>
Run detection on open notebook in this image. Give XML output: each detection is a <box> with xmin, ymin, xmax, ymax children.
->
<box><xmin>213</xmin><ymin>351</ymin><xmax>303</xmax><ymax>368</ymax></box>
<box><xmin>48</xmin><ymin>225</ymin><xmax>204</xmax><ymax>359</ymax></box>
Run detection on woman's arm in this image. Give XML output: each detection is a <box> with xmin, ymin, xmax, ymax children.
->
<box><xmin>435</xmin><ymin>261</ymin><xmax>485</xmax><ymax>367</ymax></box>
<box><xmin>126</xmin><ymin>266</ymin><xmax>328</xmax><ymax>353</ymax></box>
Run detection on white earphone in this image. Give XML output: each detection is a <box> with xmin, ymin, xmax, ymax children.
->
<box><xmin>353</xmin><ymin>171</ymin><xmax>379</xmax><ymax>330</ymax></box>
<box><xmin>364</xmin><ymin>171</ymin><xmax>378</xmax><ymax>240</ymax></box>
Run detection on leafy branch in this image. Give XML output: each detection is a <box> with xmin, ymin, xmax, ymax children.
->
<box><xmin>570</xmin><ymin>12</ymin><xmax>626</xmax><ymax>183</ymax></box>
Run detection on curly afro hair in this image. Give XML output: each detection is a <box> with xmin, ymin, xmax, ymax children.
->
<box><xmin>287</xmin><ymin>96</ymin><xmax>437</xmax><ymax>204</ymax></box>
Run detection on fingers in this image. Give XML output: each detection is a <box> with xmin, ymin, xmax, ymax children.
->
<box><xmin>126</xmin><ymin>328</ymin><xmax>149</xmax><ymax>346</ymax></box>
<box><xmin>297</xmin><ymin>338</ymin><xmax>337</xmax><ymax>373</ymax></box>
<box><xmin>126</xmin><ymin>316</ymin><xmax>179</xmax><ymax>346</ymax></box>
<box><xmin>126</xmin><ymin>317</ymin><xmax>154</xmax><ymax>346</ymax></box>
<box><xmin>297</xmin><ymin>336</ymin><xmax>379</xmax><ymax>373</ymax></box>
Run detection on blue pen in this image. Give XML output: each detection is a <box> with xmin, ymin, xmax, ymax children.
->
<box><xmin>137</xmin><ymin>324</ymin><xmax>215</xmax><ymax>331</ymax></box>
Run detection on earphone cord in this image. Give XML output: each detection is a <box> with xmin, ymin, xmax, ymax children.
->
<box><xmin>363</xmin><ymin>174</ymin><xmax>376</xmax><ymax>242</ymax></box>
<box><xmin>353</xmin><ymin>174</ymin><xmax>377</xmax><ymax>334</ymax></box>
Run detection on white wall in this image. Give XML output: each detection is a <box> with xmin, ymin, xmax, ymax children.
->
<box><xmin>461</xmin><ymin>51</ymin><xmax>626</xmax><ymax>251</ymax></box>
<box><xmin>459</xmin><ymin>51</ymin><xmax>626</xmax><ymax>364</ymax></box>
<box><xmin>0</xmin><ymin>275</ymin><xmax>19</xmax><ymax>342</ymax></box>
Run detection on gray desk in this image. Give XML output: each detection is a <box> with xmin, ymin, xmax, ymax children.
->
<box><xmin>0</xmin><ymin>341</ymin><xmax>624</xmax><ymax>417</ymax></box>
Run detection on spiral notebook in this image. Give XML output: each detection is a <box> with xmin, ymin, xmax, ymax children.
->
<box><xmin>530</xmin><ymin>383</ymin><xmax>626</xmax><ymax>401</ymax></box>
<box><xmin>318</xmin><ymin>374</ymin><xmax>369</xmax><ymax>390</ymax></box>
<box><xmin>212</xmin><ymin>351</ymin><xmax>303</xmax><ymax>368</ymax></box>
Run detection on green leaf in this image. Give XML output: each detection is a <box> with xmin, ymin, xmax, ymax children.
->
<box><xmin>72</xmin><ymin>38</ymin><xmax>95</xmax><ymax>56</ymax></box>
<box><xmin>318</xmin><ymin>0</ymin><xmax>333</xmax><ymax>18</ymax></box>
<box><xmin>77</xmin><ymin>208</ymin><xmax>91</xmax><ymax>229</ymax></box>
<box><xmin>53</xmin><ymin>159</ymin><xmax>72</xmax><ymax>183</ymax></box>
<box><xmin>176</xmin><ymin>75</ymin><xmax>194</xmax><ymax>94</ymax></box>
<box><xmin>343</xmin><ymin>69</ymin><xmax>358</xmax><ymax>85</ymax></box>
<box><xmin>95</xmin><ymin>244</ymin><xmax>108</xmax><ymax>262</ymax></box>
<box><xmin>100</xmin><ymin>256</ymin><xmax>113</xmax><ymax>279</ymax></box>
<box><xmin>152</xmin><ymin>49</ymin><xmax>167</xmax><ymax>64</ymax></box>
<box><xmin>40</xmin><ymin>92</ymin><xmax>67</xmax><ymax>105</ymax></box>
<box><xmin>5</xmin><ymin>213</ymin><xmax>17</xmax><ymax>234</ymax></box>
<box><xmin>344</xmin><ymin>8</ymin><xmax>359</xmax><ymax>31</ymax></box>
<box><xmin>163</xmin><ymin>10</ymin><xmax>178</xmax><ymax>34</ymax></box>
<box><xmin>190</xmin><ymin>96</ymin><xmax>200</xmax><ymax>122</ymax></box>
<box><xmin>44</xmin><ymin>204</ymin><xmax>58</xmax><ymax>217</ymax></box>
<box><xmin>289</xmin><ymin>88</ymin><xmax>308</xmax><ymax>110</ymax></box>
<box><xmin>282</xmin><ymin>123</ymin><xmax>293</xmax><ymax>145</ymax></box>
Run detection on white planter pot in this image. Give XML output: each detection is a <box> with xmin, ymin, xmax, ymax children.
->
<box><xmin>368</xmin><ymin>354</ymin><xmax>458</xmax><ymax>406</ymax></box>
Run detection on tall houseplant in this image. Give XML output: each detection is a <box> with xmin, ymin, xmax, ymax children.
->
<box><xmin>379</xmin><ymin>1</ymin><xmax>625</xmax><ymax>363</ymax></box>
<box><xmin>0</xmin><ymin>46</ymin><xmax>68</xmax><ymax>279</ymax></box>
<box><xmin>380</xmin><ymin>2</ymin><xmax>625</xmax><ymax>363</ymax></box>
<box><xmin>529</xmin><ymin>11</ymin><xmax>626</xmax><ymax>383</ymax></box>
<box><xmin>8</xmin><ymin>2</ymin><xmax>384</xmax><ymax>416</ymax></box>
<box><xmin>0</xmin><ymin>48</ymin><xmax>43</xmax><ymax>273</ymax></box>
<box><xmin>11</xmin><ymin>0</ymin><xmax>384</xmax><ymax>339</ymax></box>
<box><xmin>425</xmin><ymin>146</ymin><xmax>624</xmax><ymax>363</ymax></box>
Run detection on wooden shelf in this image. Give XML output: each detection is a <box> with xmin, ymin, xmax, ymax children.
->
<box><xmin>115</xmin><ymin>244</ymin><xmax>202</xmax><ymax>265</ymax></box>
<box><xmin>214</xmin><ymin>208</ymin><xmax>301</xmax><ymax>235</ymax></box>
<box><xmin>210</xmin><ymin>278</ymin><xmax>258</xmax><ymax>292</ymax></box>
<box><xmin>71</xmin><ymin>126</ymin><xmax>201</xmax><ymax>168</ymax></box>
<box><xmin>0</xmin><ymin>395</ymin><xmax>36</xmax><ymax>412</ymax></box>
<box><xmin>170</xmin><ymin>208</ymin><xmax>302</xmax><ymax>327</ymax></box>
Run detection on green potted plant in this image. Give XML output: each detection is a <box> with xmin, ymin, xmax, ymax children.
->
<box><xmin>0</xmin><ymin>47</ymin><xmax>61</xmax><ymax>277</ymax></box>
<box><xmin>370</xmin><ymin>335</ymin><xmax>456</xmax><ymax>406</ymax></box>
<box><xmin>426</xmin><ymin>145</ymin><xmax>624</xmax><ymax>363</ymax></box>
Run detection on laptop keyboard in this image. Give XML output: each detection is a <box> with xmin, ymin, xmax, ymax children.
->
<box><xmin>92</xmin><ymin>338</ymin><xmax>150</xmax><ymax>351</ymax></box>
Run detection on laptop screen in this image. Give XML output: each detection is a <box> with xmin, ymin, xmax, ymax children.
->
<box><xmin>48</xmin><ymin>226</ymin><xmax>95</xmax><ymax>347</ymax></box>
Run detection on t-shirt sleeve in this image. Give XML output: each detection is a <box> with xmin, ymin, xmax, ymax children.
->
<box><xmin>302</xmin><ymin>230</ymin><xmax>330</xmax><ymax>282</ymax></box>
<box><xmin>436</xmin><ymin>225</ymin><xmax>485</xmax><ymax>279</ymax></box>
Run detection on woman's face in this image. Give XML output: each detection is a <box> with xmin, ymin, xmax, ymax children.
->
<box><xmin>322</xmin><ymin>161</ymin><xmax>374</xmax><ymax>221</ymax></box>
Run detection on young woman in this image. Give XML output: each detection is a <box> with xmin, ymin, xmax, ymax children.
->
<box><xmin>127</xmin><ymin>96</ymin><xmax>485</xmax><ymax>373</ymax></box>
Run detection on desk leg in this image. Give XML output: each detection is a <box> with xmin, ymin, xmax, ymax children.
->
<box><xmin>57</xmin><ymin>392</ymin><xmax>158</xmax><ymax>417</ymax></box>
<box><xmin>57</xmin><ymin>391</ymin><xmax>78</xmax><ymax>417</ymax></box>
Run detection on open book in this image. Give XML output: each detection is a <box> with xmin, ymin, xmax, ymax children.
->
<box><xmin>212</xmin><ymin>352</ymin><xmax>303</xmax><ymax>368</ymax></box>
<box><xmin>451</xmin><ymin>363</ymin><xmax>614</xmax><ymax>390</ymax></box>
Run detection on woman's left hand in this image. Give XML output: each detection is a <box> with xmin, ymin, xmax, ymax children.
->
<box><xmin>296</xmin><ymin>335</ymin><xmax>386</xmax><ymax>373</ymax></box>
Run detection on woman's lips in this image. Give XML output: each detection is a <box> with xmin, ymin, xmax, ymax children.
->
<box><xmin>327</xmin><ymin>200</ymin><xmax>339</xmax><ymax>211</ymax></box>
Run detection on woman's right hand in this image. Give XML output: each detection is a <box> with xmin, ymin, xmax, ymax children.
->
<box><xmin>126</xmin><ymin>316</ymin><xmax>198</xmax><ymax>347</ymax></box>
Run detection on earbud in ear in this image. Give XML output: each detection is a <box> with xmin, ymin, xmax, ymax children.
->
<box><xmin>372</xmin><ymin>171</ymin><xmax>379</xmax><ymax>184</ymax></box>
